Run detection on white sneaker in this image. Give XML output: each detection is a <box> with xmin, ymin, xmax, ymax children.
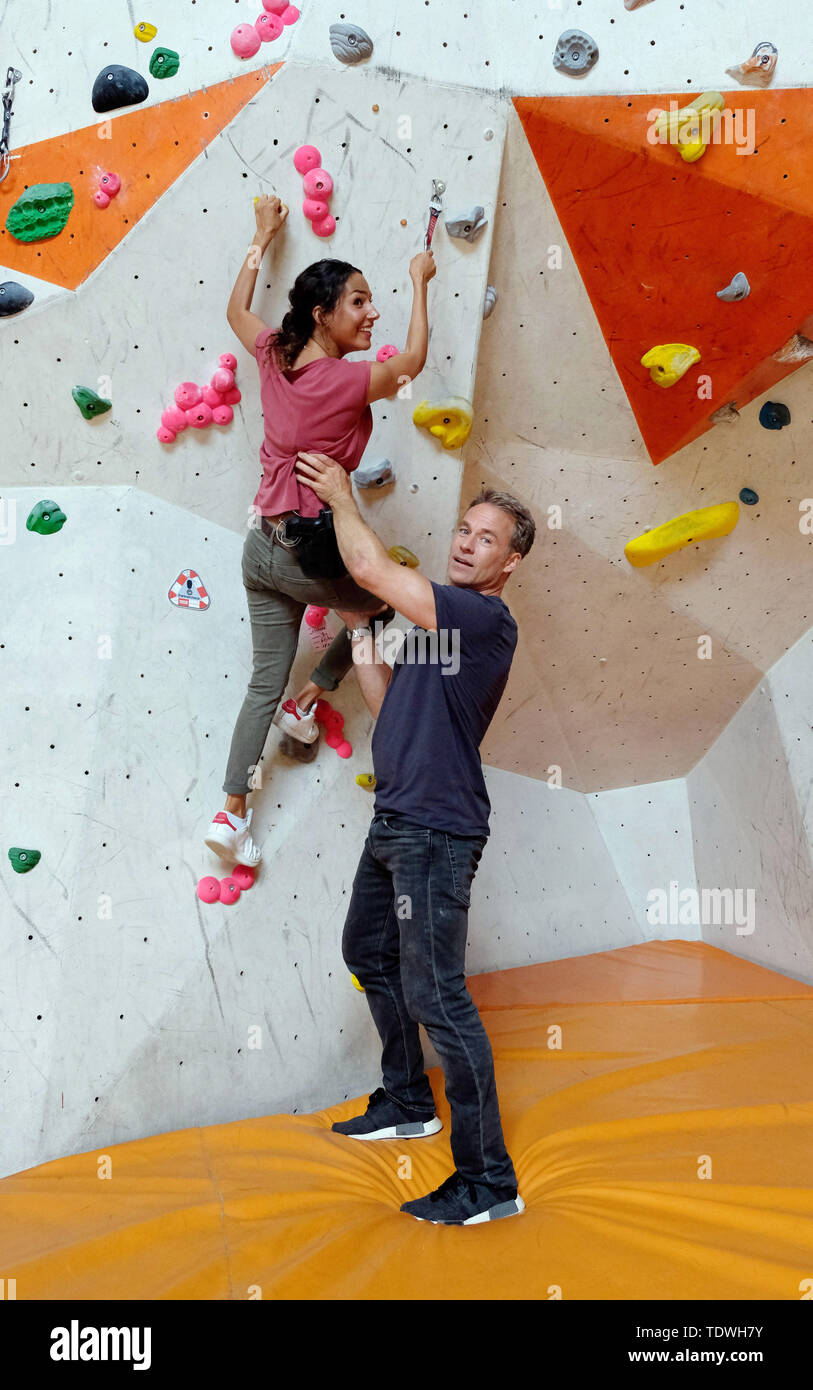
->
<box><xmin>272</xmin><ymin>697</ymin><xmax>319</xmax><ymax>744</ymax></box>
<box><xmin>204</xmin><ymin>808</ymin><xmax>263</xmax><ymax>866</ymax></box>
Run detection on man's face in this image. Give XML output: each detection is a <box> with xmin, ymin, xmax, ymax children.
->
<box><xmin>447</xmin><ymin>503</ymin><xmax>519</xmax><ymax>590</ymax></box>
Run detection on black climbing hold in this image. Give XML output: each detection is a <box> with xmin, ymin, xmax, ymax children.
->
<box><xmin>91</xmin><ymin>65</ymin><xmax>149</xmax><ymax>114</ymax></box>
<box><xmin>739</xmin><ymin>488</ymin><xmax>759</xmax><ymax>505</ymax></box>
<box><xmin>758</xmin><ymin>400</ymin><xmax>791</xmax><ymax>430</ymax></box>
<box><xmin>0</xmin><ymin>281</ymin><xmax>35</xmax><ymax>316</ymax></box>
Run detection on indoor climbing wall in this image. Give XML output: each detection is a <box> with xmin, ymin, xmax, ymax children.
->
<box><xmin>2</xmin><ymin>0</ymin><xmax>812</xmax><ymax>1180</ymax></box>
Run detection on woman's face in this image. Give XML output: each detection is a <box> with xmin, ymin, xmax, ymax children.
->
<box><xmin>320</xmin><ymin>273</ymin><xmax>379</xmax><ymax>352</ymax></box>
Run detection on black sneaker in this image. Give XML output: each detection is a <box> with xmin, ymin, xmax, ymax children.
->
<box><xmin>331</xmin><ymin>1086</ymin><xmax>442</xmax><ymax>1141</ymax></box>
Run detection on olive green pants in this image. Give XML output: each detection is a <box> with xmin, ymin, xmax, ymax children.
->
<box><xmin>223</xmin><ymin>525</ymin><xmax>392</xmax><ymax>795</ymax></box>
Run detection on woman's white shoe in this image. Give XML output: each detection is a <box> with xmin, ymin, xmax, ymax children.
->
<box><xmin>204</xmin><ymin>809</ymin><xmax>263</xmax><ymax>866</ymax></box>
<box><xmin>272</xmin><ymin>698</ymin><xmax>319</xmax><ymax>744</ymax></box>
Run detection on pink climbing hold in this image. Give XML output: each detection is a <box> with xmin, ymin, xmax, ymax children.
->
<box><xmin>186</xmin><ymin>402</ymin><xmax>213</xmax><ymax>428</ymax></box>
<box><xmin>262</xmin><ymin>0</ymin><xmax>288</xmax><ymax>11</ymax></box>
<box><xmin>219</xmin><ymin>877</ymin><xmax>241</xmax><ymax>904</ymax></box>
<box><xmin>231</xmin><ymin>23</ymin><xmax>261</xmax><ymax>59</ymax></box>
<box><xmin>201</xmin><ymin>384</ymin><xmax>222</xmax><ymax>408</ymax></box>
<box><xmin>157</xmin><ymin>426</ymin><xmax>176</xmax><ymax>443</ymax></box>
<box><xmin>325</xmin><ymin>731</ymin><xmax>343</xmax><ymax>749</ymax></box>
<box><xmin>212</xmin><ymin>404</ymin><xmax>234</xmax><ymax>425</ymax></box>
<box><xmin>303</xmin><ymin>168</ymin><xmax>334</xmax><ymax>199</ymax></box>
<box><xmin>303</xmin><ymin>197</ymin><xmax>329</xmax><ymax>222</ymax></box>
<box><xmin>336</xmin><ymin>739</ymin><xmax>352</xmax><ymax>758</ymax></box>
<box><xmin>256</xmin><ymin>13</ymin><xmax>284</xmax><ymax>41</ymax></box>
<box><xmin>282</xmin><ymin>5</ymin><xmax>300</xmax><ymax>22</ymax></box>
<box><xmin>197</xmin><ymin>876</ymin><xmax>221</xmax><ymax>903</ymax></box>
<box><xmin>100</xmin><ymin>172</ymin><xmax>121</xmax><ymax>196</ymax></box>
<box><xmin>376</xmin><ymin>345</ymin><xmax>400</xmax><ymax>362</ymax></box>
<box><xmin>219</xmin><ymin>352</ymin><xmax>238</xmax><ymax>371</ymax></box>
<box><xmin>220</xmin><ymin>386</ymin><xmax>242</xmax><ymax>405</ymax></box>
<box><xmin>312</xmin><ymin>214</ymin><xmax>336</xmax><ymax>238</ymax></box>
<box><xmin>211</xmin><ymin>366</ymin><xmax>235</xmax><ymax>392</ymax></box>
<box><xmin>294</xmin><ymin>145</ymin><xmax>322</xmax><ymax>176</ymax></box>
<box><xmin>161</xmin><ymin>403</ymin><xmax>188</xmax><ymax>432</ymax></box>
<box><xmin>305</xmin><ymin>605</ymin><xmax>329</xmax><ymax>628</ymax></box>
<box><xmin>175</xmin><ymin>381</ymin><xmax>202</xmax><ymax>409</ymax></box>
<box><xmin>231</xmin><ymin>864</ymin><xmax>256</xmax><ymax>890</ymax></box>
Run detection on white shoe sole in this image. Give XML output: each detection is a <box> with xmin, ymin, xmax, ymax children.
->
<box><xmin>272</xmin><ymin>707</ymin><xmax>318</xmax><ymax>743</ymax></box>
<box><xmin>204</xmin><ymin>829</ymin><xmax>262</xmax><ymax>868</ymax></box>
<box><xmin>412</xmin><ymin>1194</ymin><xmax>526</xmax><ymax>1225</ymax></box>
<box><xmin>340</xmin><ymin>1116</ymin><xmax>443</xmax><ymax>1140</ymax></box>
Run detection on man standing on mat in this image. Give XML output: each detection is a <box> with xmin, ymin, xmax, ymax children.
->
<box><xmin>294</xmin><ymin>448</ymin><xmax>536</xmax><ymax>1226</ymax></box>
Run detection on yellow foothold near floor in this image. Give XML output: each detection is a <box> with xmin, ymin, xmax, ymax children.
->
<box><xmin>651</xmin><ymin>91</ymin><xmax>725</xmax><ymax>162</ymax></box>
<box><xmin>355</xmin><ymin>773</ymin><xmax>376</xmax><ymax>790</ymax></box>
<box><xmin>412</xmin><ymin>396</ymin><xmax>473</xmax><ymax>449</ymax></box>
<box><xmin>624</xmin><ymin>501</ymin><xmax>740</xmax><ymax>567</ymax></box>
<box><xmin>640</xmin><ymin>342</ymin><xmax>701</xmax><ymax>387</ymax></box>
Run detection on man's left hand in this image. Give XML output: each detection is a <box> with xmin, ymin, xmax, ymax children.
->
<box><xmin>295</xmin><ymin>451</ymin><xmax>353</xmax><ymax>507</ymax></box>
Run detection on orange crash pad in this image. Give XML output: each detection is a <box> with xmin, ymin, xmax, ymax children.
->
<box><xmin>1</xmin><ymin>939</ymin><xmax>812</xmax><ymax>1300</ymax></box>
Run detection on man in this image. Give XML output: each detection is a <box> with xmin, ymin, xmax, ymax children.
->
<box><xmin>294</xmin><ymin>449</ymin><xmax>535</xmax><ymax>1225</ymax></box>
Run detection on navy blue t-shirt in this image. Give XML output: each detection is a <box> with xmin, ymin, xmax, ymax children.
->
<box><xmin>370</xmin><ymin>580</ymin><xmax>518</xmax><ymax>837</ymax></box>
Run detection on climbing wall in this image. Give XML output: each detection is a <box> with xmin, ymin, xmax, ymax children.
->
<box><xmin>2</xmin><ymin>0</ymin><xmax>813</xmax><ymax>1181</ymax></box>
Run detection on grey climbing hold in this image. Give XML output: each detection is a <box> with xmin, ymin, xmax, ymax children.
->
<box><xmin>553</xmin><ymin>30</ymin><xmax>598</xmax><ymax>76</ymax></box>
<box><xmin>717</xmin><ymin>272</ymin><xmax>750</xmax><ymax>302</ymax></box>
<box><xmin>91</xmin><ymin>65</ymin><xmax>149</xmax><ymax>114</ymax></box>
<box><xmin>0</xmin><ymin>280</ymin><xmax>34</xmax><ymax>315</ymax></box>
<box><xmin>708</xmin><ymin>402</ymin><xmax>739</xmax><ymax>424</ymax></box>
<box><xmin>355</xmin><ymin>458</ymin><xmax>394</xmax><ymax>489</ymax></box>
<box><xmin>759</xmin><ymin>401</ymin><xmax>790</xmax><ymax>430</ymax></box>
<box><xmin>329</xmin><ymin>23</ymin><xmax>373</xmax><ymax>65</ymax></box>
<box><xmin>445</xmin><ymin>207</ymin><xmax>488</xmax><ymax>242</ymax></box>
<box><xmin>483</xmin><ymin>285</ymin><xmax>498</xmax><ymax>319</ymax></box>
<box><xmin>739</xmin><ymin>488</ymin><xmax>759</xmax><ymax>505</ymax></box>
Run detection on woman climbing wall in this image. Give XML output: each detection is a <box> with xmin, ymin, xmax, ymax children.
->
<box><xmin>204</xmin><ymin>194</ymin><xmax>436</xmax><ymax>867</ymax></box>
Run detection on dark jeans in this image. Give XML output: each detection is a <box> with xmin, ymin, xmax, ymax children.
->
<box><xmin>342</xmin><ymin>810</ymin><xmax>518</xmax><ymax>1189</ymax></box>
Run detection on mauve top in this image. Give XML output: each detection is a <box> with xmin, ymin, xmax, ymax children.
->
<box><xmin>252</xmin><ymin>326</ymin><xmax>373</xmax><ymax>518</ymax></box>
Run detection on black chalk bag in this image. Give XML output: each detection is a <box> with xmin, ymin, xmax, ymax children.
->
<box><xmin>282</xmin><ymin>509</ymin><xmax>347</xmax><ymax>580</ymax></box>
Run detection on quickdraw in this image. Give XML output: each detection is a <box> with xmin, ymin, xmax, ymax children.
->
<box><xmin>0</xmin><ymin>66</ymin><xmax>22</xmax><ymax>183</ymax></box>
<box><xmin>424</xmin><ymin>178</ymin><xmax>446</xmax><ymax>250</ymax></box>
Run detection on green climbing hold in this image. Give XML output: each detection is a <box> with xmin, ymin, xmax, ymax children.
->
<box><xmin>26</xmin><ymin>500</ymin><xmax>67</xmax><ymax>535</ymax></box>
<box><xmin>8</xmin><ymin>848</ymin><xmax>41</xmax><ymax>874</ymax></box>
<box><xmin>149</xmin><ymin>47</ymin><xmax>180</xmax><ymax>79</ymax></box>
<box><xmin>72</xmin><ymin>385</ymin><xmax>112</xmax><ymax>419</ymax></box>
<box><xmin>5</xmin><ymin>182</ymin><xmax>75</xmax><ymax>242</ymax></box>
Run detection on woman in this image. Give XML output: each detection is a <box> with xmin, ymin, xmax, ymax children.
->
<box><xmin>205</xmin><ymin>194</ymin><xmax>436</xmax><ymax>867</ymax></box>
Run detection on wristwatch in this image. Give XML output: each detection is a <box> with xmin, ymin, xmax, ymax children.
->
<box><xmin>349</xmin><ymin>625</ymin><xmax>372</xmax><ymax>640</ymax></box>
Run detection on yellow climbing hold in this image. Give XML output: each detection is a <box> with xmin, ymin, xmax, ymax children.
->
<box><xmin>389</xmin><ymin>545</ymin><xmax>419</xmax><ymax>568</ymax></box>
<box><xmin>350</xmin><ymin>973</ymin><xmax>366</xmax><ymax>992</ymax></box>
<box><xmin>624</xmin><ymin>501</ymin><xmax>739</xmax><ymax>568</ymax></box>
<box><xmin>640</xmin><ymin>343</ymin><xmax>701</xmax><ymax>388</ymax></box>
<box><xmin>356</xmin><ymin>773</ymin><xmax>376</xmax><ymax>790</ymax></box>
<box><xmin>412</xmin><ymin>397</ymin><xmax>473</xmax><ymax>449</ymax></box>
<box><xmin>134</xmin><ymin>21</ymin><xmax>157</xmax><ymax>42</ymax></box>
<box><xmin>651</xmin><ymin>91</ymin><xmax>725</xmax><ymax>163</ymax></box>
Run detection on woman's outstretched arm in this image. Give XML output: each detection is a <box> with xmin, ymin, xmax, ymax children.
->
<box><xmin>367</xmin><ymin>251</ymin><xmax>436</xmax><ymax>403</ymax></box>
<box><xmin>226</xmin><ymin>195</ymin><xmax>289</xmax><ymax>355</ymax></box>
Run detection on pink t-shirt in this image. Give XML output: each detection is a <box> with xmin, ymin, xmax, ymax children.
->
<box><xmin>252</xmin><ymin>326</ymin><xmax>373</xmax><ymax>518</ymax></box>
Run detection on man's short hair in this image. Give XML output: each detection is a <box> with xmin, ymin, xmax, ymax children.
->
<box><xmin>465</xmin><ymin>489</ymin><xmax>535</xmax><ymax>558</ymax></box>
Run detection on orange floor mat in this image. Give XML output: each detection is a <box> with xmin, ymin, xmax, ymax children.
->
<box><xmin>2</xmin><ymin>940</ymin><xmax>812</xmax><ymax>1300</ymax></box>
